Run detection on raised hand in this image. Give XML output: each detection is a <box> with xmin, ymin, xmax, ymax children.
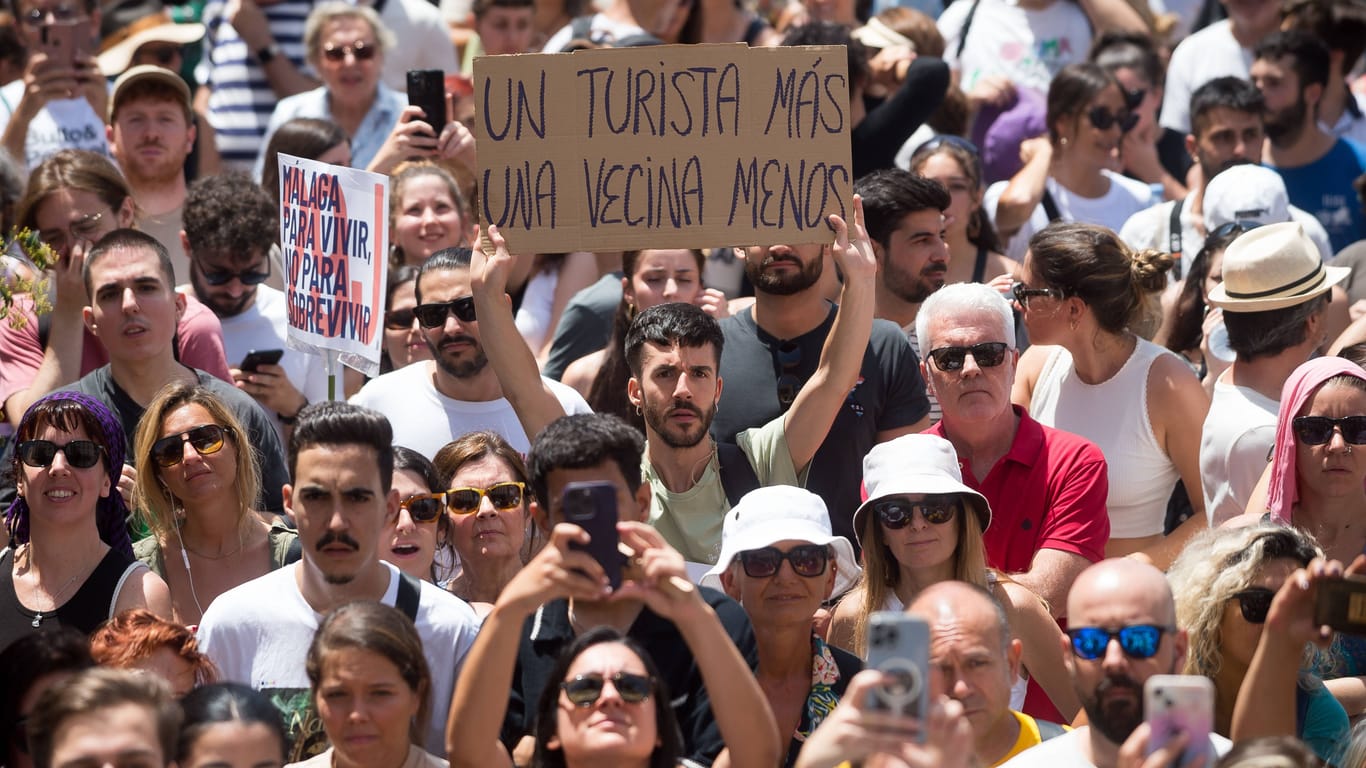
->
<box><xmin>827</xmin><ymin>194</ymin><xmax>877</xmax><ymax>284</ymax></box>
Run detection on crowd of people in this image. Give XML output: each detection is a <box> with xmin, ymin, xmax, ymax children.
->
<box><xmin>2</xmin><ymin>0</ymin><xmax>1366</xmax><ymax>764</ymax></box>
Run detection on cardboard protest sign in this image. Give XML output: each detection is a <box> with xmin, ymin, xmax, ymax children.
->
<box><xmin>278</xmin><ymin>154</ymin><xmax>389</xmax><ymax>379</ymax></box>
<box><xmin>475</xmin><ymin>44</ymin><xmax>852</xmax><ymax>253</ymax></box>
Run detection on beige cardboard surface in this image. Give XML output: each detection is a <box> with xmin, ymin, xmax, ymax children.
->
<box><xmin>474</xmin><ymin>44</ymin><xmax>853</xmax><ymax>253</ymax></box>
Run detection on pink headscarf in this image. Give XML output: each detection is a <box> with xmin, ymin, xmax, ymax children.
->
<box><xmin>1266</xmin><ymin>357</ymin><xmax>1366</xmax><ymax>524</ymax></box>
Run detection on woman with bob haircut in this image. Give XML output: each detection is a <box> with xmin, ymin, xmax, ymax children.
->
<box><xmin>177</xmin><ymin>682</ymin><xmax>291</xmax><ymax>768</ymax></box>
<box><xmin>132</xmin><ymin>382</ymin><xmax>299</xmax><ymax>626</ymax></box>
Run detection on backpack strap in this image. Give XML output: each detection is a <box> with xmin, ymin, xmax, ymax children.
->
<box><xmin>955</xmin><ymin>0</ymin><xmax>982</xmax><ymax>59</ymax></box>
<box><xmin>716</xmin><ymin>441</ymin><xmax>762</xmax><ymax>509</ymax></box>
<box><xmin>1040</xmin><ymin>188</ymin><xmax>1062</xmax><ymax>223</ymax></box>
<box><xmin>395</xmin><ymin>571</ymin><xmax>422</xmax><ymax>621</ymax></box>
<box><xmin>1168</xmin><ymin>198</ymin><xmax>1185</xmax><ymax>279</ymax></box>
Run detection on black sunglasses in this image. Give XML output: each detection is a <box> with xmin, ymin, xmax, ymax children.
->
<box><xmin>1210</xmin><ymin>220</ymin><xmax>1261</xmax><ymax>240</ymax></box>
<box><xmin>1231</xmin><ymin>587</ymin><xmax>1275</xmax><ymax>624</ymax></box>
<box><xmin>1011</xmin><ymin>281</ymin><xmax>1066</xmax><ymax>308</ymax></box>
<box><xmin>150</xmin><ymin>424</ymin><xmax>231</xmax><ymax>468</ymax></box>
<box><xmin>874</xmin><ymin>498</ymin><xmax>957</xmax><ymax>528</ymax></box>
<box><xmin>384</xmin><ymin>307</ymin><xmax>416</xmax><ymax>330</ymax></box>
<box><xmin>139</xmin><ymin>45</ymin><xmax>180</xmax><ymax>66</ymax></box>
<box><xmin>927</xmin><ymin>342</ymin><xmax>1008</xmax><ymax>372</ymax></box>
<box><xmin>199</xmin><ymin>263</ymin><xmax>272</xmax><ymax>287</ymax></box>
<box><xmin>414</xmin><ymin>297</ymin><xmax>476</xmax><ymax>328</ymax></box>
<box><xmin>321</xmin><ymin>41</ymin><xmax>378</xmax><ymax>61</ymax></box>
<box><xmin>395</xmin><ymin>493</ymin><xmax>445</xmax><ymax>523</ymax></box>
<box><xmin>17</xmin><ymin>439</ymin><xmax>104</xmax><ymax>469</ymax></box>
<box><xmin>1123</xmin><ymin>87</ymin><xmax>1147</xmax><ymax>111</ymax></box>
<box><xmin>1066</xmin><ymin>624</ymin><xmax>1170</xmax><ymax>660</ymax></box>
<box><xmin>22</xmin><ymin>5</ymin><xmax>81</xmax><ymax>25</ymax></box>
<box><xmin>561</xmin><ymin>672</ymin><xmax>654</xmax><ymax>707</ymax></box>
<box><xmin>1087</xmin><ymin>106</ymin><xmax>1139</xmax><ymax>133</ymax></box>
<box><xmin>737</xmin><ymin>544</ymin><xmax>830</xmax><ymax>579</ymax></box>
<box><xmin>775</xmin><ymin>341</ymin><xmax>803</xmax><ymax>410</ymax></box>
<box><xmin>1292</xmin><ymin>415</ymin><xmax>1366</xmax><ymax>446</ymax></box>
<box><xmin>446</xmin><ymin>482</ymin><xmax>525</xmax><ymax>514</ymax></box>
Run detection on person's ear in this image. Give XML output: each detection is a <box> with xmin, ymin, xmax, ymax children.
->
<box><xmin>921</xmin><ymin>359</ymin><xmax>937</xmax><ymax>398</ymax></box>
<box><xmin>870</xmin><ymin>238</ymin><xmax>886</xmax><ymax>267</ymax></box>
<box><xmin>117</xmin><ymin>195</ymin><xmax>136</xmax><ymax>228</ymax></box>
<box><xmin>1172</xmin><ymin>628</ymin><xmax>1189</xmax><ymax>673</ymax></box>
<box><xmin>1185</xmin><ymin>132</ymin><xmax>1198</xmax><ymax>162</ymax></box>
<box><xmin>282</xmin><ymin>483</ymin><xmax>295</xmax><ymax>518</ymax></box>
<box><xmin>627</xmin><ymin>375</ymin><xmax>643</xmax><ymax>411</ymax></box>
<box><xmin>713</xmin><ymin>373</ymin><xmax>723</xmax><ymax>406</ymax></box>
<box><xmin>823</xmin><ymin>557</ymin><xmax>837</xmax><ymax>600</ymax></box>
<box><xmin>632</xmin><ymin>481</ymin><xmax>650</xmax><ymax>523</ymax></box>
<box><xmin>185</xmin><ymin>121</ymin><xmax>197</xmax><ymax>154</ymax></box>
<box><xmin>529</xmin><ymin>499</ymin><xmax>552</xmax><ymax>532</ymax></box>
<box><xmin>105</xmin><ymin>123</ymin><xmax>117</xmax><ymax>152</ymax></box>
<box><xmin>1006</xmin><ymin>637</ymin><xmax>1023</xmax><ymax>681</ymax></box>
<box><xmin>719</xmin><ymin>566</ymin><xmax>741</xmax><ymax>601</ymax></box>
<box><xmin>1304</xmin><ymin>81</ymin><xmax>1324</xmax><ymax>112</ymax></box>
<box><xmin>174</xmin><ymin>290</ymin><xmax>187</xmax><ymax>320</ymax></box>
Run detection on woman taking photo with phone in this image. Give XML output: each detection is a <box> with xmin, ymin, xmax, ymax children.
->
<box><xmin>132</xmin><ymin>382</ymin><xmax>298</xmax><ymax>626</ymax></box>
<box><xmin>0</xmin><ymin>391</ymin><xmax>169</xmax><ymax>651</ymax></box>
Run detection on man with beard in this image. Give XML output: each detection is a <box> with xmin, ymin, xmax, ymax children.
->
<box><xmin>182</xmin><ymin>172</ymin><xmax>327</xmax><ymax>440</ymax></box>
<box><xmin>106</xmin><ymin>66</ymin><xmax>194</xmax><ymax>283</ymax></box>
<box><xmin>350</xmin><ymin>247</ymin><xmax>591</xmax><ymax>459</ymax></box>
<box><xmin>1253</xmin><ymin>30</ymin><xmax>1366</xmax><ymax>253</ymax></box>
<box><xmin>1001</xmin><ymin>559</ymin><xmax>1231</xmax><ymax>768</ymax></box>
<box><xmin>198</xmin><ymin>401</ymin><xmax>481</xmax><ymax>761</ymax></box>
<box><xmin>710</xmin><ymin>202</ymin><xmax>932</xmax><ymax>546</ymax></box>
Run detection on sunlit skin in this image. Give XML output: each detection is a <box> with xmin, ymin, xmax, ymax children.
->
<box><xmin>879</xmin><ymin>495</ymin><xmax>960</xmax><ymax>582</ymax></box>
<box><xmin>284</xmin><ymin>444</ymin><xmax>396</xmax><ymax>590</ymax></box>
<box><xmin>128</xmin><ymin>645</ymin><xmax>197</xmax><ymax>698</ymax></box>
<box><xmin>382</xmin><ymin>468</ymin><xmax>439</xmax><ymax>580</ymax></box>
<box><xmin>82</xmin><ymin>246</ymin><xmax>186</xmax><ymax>365</ymax></box>
<box><xmin>721</xmin><ymin>538</ymin><xmax>835</xmax><ymax>626</ymax></box>
<box><xmin>394</xmin><ymin>175</ymin><xmax>467</xmax><ymax>267</ymax></box>
<box><xmin>47</xmin><ymin>703</ymin><xmax>165</xmax><ymax>768</ymax></box>
<box><xmin>315</xmin><ymin>647</ymin><xmax>422</xmax><ymax>768</ymax></box>
<box><xmin>189</xmin><ymin>248</ymin><xmax>270</xmax><ymax>318</ymax></box>
<box><xmin>109</xmin><ymin>96</ymin><xmax>194</xmax><ymax>185</ymax></box>
<box><xmin>1213</xmin><ymin>558</ymin><xmax>1296</xmax><ymax>734</ymax></box>
<box><xmin>548</xmin><ymin>642</ymin><xmax>658</xmax><ymax>764</ymax></box>
<box><xmin>628</xmin><ymin>341</ymin><xmax>720</xmax><ymax>449</ymax></box>
<box><xmin>627</xmin><ymin>250</ymin><xmax>703</xmax><ymax>309</ymax></box>
<box><xmin>1057</xmin><ymin>84</ymin><xmax>1131</xmax><ymax>171</ymax></box>
<box><xmin>383</xmin><ymin>279</ymin><xmax>431</xmax><ymax>370</ymax></box>
<box><xmin>33</xmin><ymin>188</ymin><xmax>132</xmax><ymax>261</ymax></box>
<box><xmin>1294</xmin><ymin>383</ymin><xmax>1366</xmax><ymax>501</ymax></box>
<box><xmin>16</xmin><ymin>422</ymin><xmax>111</xmax><ymax>524</ymax></box>
<box><xmin>315</xmin><ymin>18</ymin><xmax>382</xmax><ymax>114</ymax></box>
<box><xmin>922</xmin><ymin>310</ymin><xmax>1018</xmax><ymax>426</ymax></box>
<box><xmin>476</xmin><ymin>6</ymin><xmax>534</xmax><ymax>56</ymax></box>
<box><xmin>179</xmin><ymin>721</ymin><xmax>286</xmax><ymax>768</ymax></box>
<box><xmin>448</xmin><ymin>455</ymin><xmax>528</xmax><ymax>564</ymax></box>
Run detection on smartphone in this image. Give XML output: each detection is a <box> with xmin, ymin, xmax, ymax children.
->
<box><xmin>407</xmin><ymin>69</ymin><xmax>447</xmax><ymax>136</ymax></box>
<box><xmin>1144</xmin><ymin>675</ymin><xmax>1214</xmax><ymax>768</ymax></box>
<box><xmin>39</xmin><ymin>18</ymin><xmax>91</xmax><ymax>69</ymax></box>
<box><xmin>562</xmin><ymin>480</ymin><xmax>622</xmax><ymax>590</ymax></box>
<box><xmin>864</xmin><ymin>612</ymin><xmax>930</xmax><ymax>740</ymax></box>
<box><xmin>1314</xmin><ymin>575</ymin><xmax>1366</xmax><ymax>635</ymax></box>
<box><xmin>240</xmin><ymin>349</ymin><xmax>284</xmax><ymax>373</ymax></box>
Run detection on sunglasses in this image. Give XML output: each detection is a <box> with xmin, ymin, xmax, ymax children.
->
<box><xmin>22</xmin><ymin>5</ymin><xmax>81</xmax><ymax>25</ymax></box>
<box><xmin>446</xmin><ymin>481</ymin><xmax>525</xmax><ymax>514</ymax></box>
<box><xmin>385</xmin><ymin>307</ymin><xmax>416</xmax><ymax>330</ymax></box>
<box><xmin>1011</xmin><ymin>281</ymin><xmax>1066</xmax><ymax>308</ymax></box>
<box><xmin>561</xmin><ymin>672</ymin><xmax>654</xmax><ymax>707</ymax></box>
<box><xmin>1231</xmin><ymin>587</ymin><xmax>1274</xmax><ymax>624</ymax></box>
<box><xmin>1210</xmin><ymin>220</ymin><xmax>1261</xmax><ymax>240</ymax></box>
<box><xmin>874</xmin><ymin>498</ymin><xmax>957</xmax><ymax>528</ymax></box>
<box><xmin>1292</xmin><ymin>415</ymin><xmax>1366</xmax><ymax>445</ymax></box>
<box><xmin>737</xmin><ymin>544</ymin><xmax>830</xmax><ymax>579</ymax></box>
<box><xmin>1086</xmin><ymin>106</ymin><xmax>1139</xmax><ymax>133</ymax></box>
<box><xmin>927</xmin><ymin>342</ymin><xmax>1008</xmax><ymax>372</ymax></box>
<box><xmin>150</xmin><ymin>424</ymin><xmax>230</xmax><ymax>468</ymax></box>
<box><xmin>17</xmin><ymin>439</ymin><xmax>103</xmax><ymax>469</ymax></box>
<box><xmin>1123</xmin><ymin>88</ymin><xmax>1147</xmax><ymax>110</ymax></box>
<box><xmin>395</xmin><ymin>493</ymin><xmax>445</xmax><ymax>523</ymax></box>
<box><xmin>775</xmin><ymin>341</ymin><xmax>803</xmax><ymax>410</ymax></box>
<box><xmin>199</xmin><ymin>264</ymin><xmax>272</xmax><ymax>287</ymax></box>
<box><xmin>1066</xmin><ymin>624</ymin><xmax>1170</xmax><ymax>660</ymax></box>
<box><xmin>414</xmin><ymin>297</ymin><xmax>476</xmax><ymax>328</ymax></box>
<box><xmin>321</xmin><ymin>41</ymin><xmax>378</xmax><ymax>61</ymax></box>
<box><xmin>138</xmin><ymin>45</ymin><xmax>180</xmax><ymax>66</ymax></box>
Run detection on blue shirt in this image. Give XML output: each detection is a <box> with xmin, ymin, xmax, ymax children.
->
<box><xmin>1271</xmin><ymin>137</ymin><xmax>1366</xmax><ymax>253</ymax></box>
<box><xmin>256</xmin><ymin>83</ymin><xmax>404</xmax><ymax>178</ymax></box>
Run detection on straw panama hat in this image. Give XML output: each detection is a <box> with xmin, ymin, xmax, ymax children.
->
<box><xmin>1206</xmin><ymin>221</ymin><xmax>1348</xmax><ymax>312</ymax></box>
<box><xmin>97</xmin><ymin>0</ymin><xmax>205</xmax><ymax>77</ymax></box>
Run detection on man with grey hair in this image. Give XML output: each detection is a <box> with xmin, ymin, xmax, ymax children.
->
<box><xmin>918</xmin><ymin>283</ymin><xmax>1108</xmax><ymax>626</ymax></box>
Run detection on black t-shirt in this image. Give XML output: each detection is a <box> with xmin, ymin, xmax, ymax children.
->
<box><xmin>499</xmin><ymin>588</ymin><xmax>759</xmax><ymax>767</ymax></box>
<box><xmin>0</xmin><ymin>546</ymin><xmax>135</xmax><ymax>653</ymax></box>
<box><xmin>711</xmin><ymin>304</ymin><xmax>931</xmax><ymax>543</ymax></box>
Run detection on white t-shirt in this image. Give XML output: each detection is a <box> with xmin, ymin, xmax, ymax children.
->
<box><xmin>349</xmin><ymin>361</ymin><xmax>592</xmax><ymax>458</ymax></box>
<box><xmin>985</xmin><ymin>171</ymin><xmax>1155</xmax><ymax>262</ymax></box>
<box><xmin>0</xmin><ymin>82</ymin><xmax>109</xmax><ymax>169</ymax></box>
<box><xmin>197</xmin><ymin>561</ymin><xmax>481</xmax><ymax>759</ymax></box>
<box><xmin>1001</xmin><ymin>727</ymin><xmax>1231</xmax><ymax>768</ymax></box>
<box><xmin>514</xmin><ymin>268</ymin><xmax>558</xmax><ymax>355</ymax></box>
<box><xmin>1200</xmin><ymin>373</ymin><xmax>1279</xmax><ymax>525</ymax></box>
<box><xmin>375</xmin><ymin>0</ymin><xmax>460</xmax><ymax>94</ymax></box>
<box><xmin>1159</xmin><ymin>20</ymin><xmax>1253</xmax><ymax>134</ymax></box>
<box><xmin>937</xmin><ymin>0</ymin><xmax>1092</xmax><ymax>95</ymax></box>
<box><xmin>216</xmin><ymin>285</ymin><xmax>331</xmax><ymax>440</ymax></box>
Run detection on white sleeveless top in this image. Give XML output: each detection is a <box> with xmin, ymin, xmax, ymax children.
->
<box><xmin>1029</xmin><ymin>338</ymin><xmax>1178</xmax><ymax>538</ymax></box>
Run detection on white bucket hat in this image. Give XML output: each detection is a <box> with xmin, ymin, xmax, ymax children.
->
<box><xmin>1206</xmin><ymin>221</ymin><xmax>1348</xmax><ymax>312</ymax></box>
<box><xmin>851</xmin><ymin>434</ymin><xmax>991</xmax><ymax>545</ymax></box>
<box><xmin>700</xmin><ymin>485</ymin><xmax>861</xmax><ymax>596</ymax></box>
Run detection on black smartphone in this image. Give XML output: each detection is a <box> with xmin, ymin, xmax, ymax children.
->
<box><xmin>239</xmin><ymin>348</ymin><xmax>284</xmax><ymax>373</ymax></box>
<box><xmin>407</xmin><ymin>69</ymin><xmax>447</xmax><ymax>136</ymax></box>
<box><xmin>864</xmin><ymin>611</ymin><xmax>930</xmax><ymax>741</ymax></box>
<box><xmin>562</xmin><ymin>480</ymin><xmax>622</xmax><ymax>590</ymax></box>
<box><xmin>1315</xmin><ymin>575</ymin><xmax>1366</xmax><ymax>635</ymax></box>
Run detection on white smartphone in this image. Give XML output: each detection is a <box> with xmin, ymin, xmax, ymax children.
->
<box><xmin>1144</xmin><ymin>674</ymin><xmax>1215</xmax><ymax>768</ymax></box>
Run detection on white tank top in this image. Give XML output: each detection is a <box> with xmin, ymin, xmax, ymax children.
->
<box><xmin>1029</xmin><ymin>338</ymin><xmax>1178</xmax><ymax>538</ymax></box>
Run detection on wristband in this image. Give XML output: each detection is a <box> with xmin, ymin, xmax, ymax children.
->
<box><xmin>278</xmin><ymin>397</ymin><xmax>308</xmax><ymax>425</ymax></box>
<box><xmin>256</xmin><ymin>43</ymin><xmax>282</xmax><ymax>64</ymax></box>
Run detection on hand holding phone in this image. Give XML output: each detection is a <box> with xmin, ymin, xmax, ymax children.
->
<box><xmin>1144</xmin><ymin>675</ymin><xmax>1213</xmax><ymax>768</ymax></box>
<box><xmin>239</xmin><ymin>348</ymin><xmax>284</xmax><ymax>373</ymax></box>
<box><xmin>562</xmin><ymin>480</ymin><xmax>623</xmax><ymax>590</ymax></box>
<box><xmin>864</xmin><ymin>611</ymin><xmax>930</xmax><ymax>741</ymax></box>
<box><xmin>407</xmin><ymin>69</ymin><xmax>447</xmax><ymax>137</ymax></box>
<box><xmin>1314</xmin><ymin>574</ymin><xmax>1366</xmax><ymax>635</ymax></box>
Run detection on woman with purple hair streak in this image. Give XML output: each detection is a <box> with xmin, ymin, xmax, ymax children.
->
<box><xmin>0</xmin><ymin>391</ymin><xmax>170</xmax><ymax>653</ymax></box>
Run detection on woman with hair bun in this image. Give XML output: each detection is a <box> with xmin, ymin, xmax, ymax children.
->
<box><xmin>1011</xmin><ymin>222</ymin><xmax>1210</xmax><ymax>566</ymax></box>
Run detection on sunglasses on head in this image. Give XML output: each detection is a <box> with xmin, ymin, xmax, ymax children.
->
<box><xmin>1210</xmin><ymin>220</ymin><xmax>1261</xmax><ymax>240</ymax></box>
<box><xmin>874</xmin><ymin>498</ymin><xmax>957</xmax><ymax>528</ymax></box>
<box><xmin>150</xmin><ymin>424</ymin><xmax>230</xmax><ymax>468</ymax></box>
<box><xmin>321</xmin><ymin>41</ymin><xmax>378</xmax><ymax>61</ymax></box>
<box><xmin>446</xmin><ymin>481</ymin><xmax>525</xmax><ymax>514</ymax></box>
<box><xmin>737</xmin><ymin>544</ymin><xmax>830</xmax><ymax>579</ymax></box>
<box><xmin>1231</xmin><ymin>587</ymin><xmax>1274</xmax><ymax>624</ymax></box>
<box><xmin>775</xmin><ymin>340</ymin><xmax>803</xmax><ymax>409</ymax></box>
<box><xmin>1086</xmin><ymin>106</ymin><xmax>1139</xmax><ymax>133</ymax></box>
<box><xmin>1292</xmin><ymin>415</ymin><xmax>1366</xmax><ymax>445</ymax></box>
<box><xmin>1066</xmin><ymin>624</ymin><xmax>1170</xmax><ymax>660</ymax></box>
<box><xmin>1011</xmin><ymin>281</ymin><xmax>1066</xmax><ymax>309</ymax></box>
<box><xmin>384</xmin><ymin>307</ymin><xmax>417</xmax><ymax>330</ymax></box>
<box><xmin>395</xmin><ymin>493</ymin><xmax>445</xmax><ymax>523</ymax></box>
<box><xmin>561</xmin><ymin>672</ymin><xmax>654</xmax><ymax>707</ymax></box>
<box><xmin>414</xmin><ymin>297</ymin><xmax>476</xmax><ymax>328</ymax></box>
<box><xmin>199</xmin><ymin>264</ymin><xmax>272</xmax><ymax>287</ymax></box>
<box><xmin>17</xmin><ymin>439</ymin><xmax>103</xmax><ymax>469</ymax></box>
<box><xmin>927</xmin><ymin>342</ymin><xmax>1008</xmax><ymax>372</ymax></box>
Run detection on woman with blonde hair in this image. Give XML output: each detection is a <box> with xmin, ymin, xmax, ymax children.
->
<box><xmin>826</xmin><ymin>434</ymin><xmax>1078</xmax><ymax>721</ymax></box>
<box><xmin>1013</xmin><ymin>222</ymin><xmax>1209</xmax><ymax>565</ymax></box>
<box><xmin>389</xmin><ymin>162</ymin><xmax>472</xmax><ymax>269</ymax></box>
<box><xmin>133</xmin><ymin>382</ymin><xmax>298</xmax><ymax>626</ymax></box>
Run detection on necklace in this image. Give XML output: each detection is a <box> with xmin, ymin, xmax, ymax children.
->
<box><xmin>181</xmin><ymin>535</ymin><xmax>247</xmax><ymax>560</ymax></box>
<box><xmin>24</xmin><ymin>550</ymin><xmax>91</xmax><ymax>628</ymax></box>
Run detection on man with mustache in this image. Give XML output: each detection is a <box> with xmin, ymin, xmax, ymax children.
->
<box><xmin>105</xmin><ymin>66</ymin><xmax>195</xmax><ymax>283</ymax></box>
<box><xmin>197</xmin><ymin>401</ymin><xmax>481</xmax><ymax>761</ymax></box>
<box><xmin>1000</xmin><ymin>559</ymin><xmax>1230</xmax><ymax>768</ymax></box>
<box><xmin>350</xmin><ymin>247</ymin><xmax>591</xmax><ymax>459</ymax></box>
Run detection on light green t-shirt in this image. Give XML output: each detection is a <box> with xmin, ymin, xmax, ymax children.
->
<box><xmin>643</xmin><ymin>415</ymin><xmax>800</xmax><ymax>564</ymax></box>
